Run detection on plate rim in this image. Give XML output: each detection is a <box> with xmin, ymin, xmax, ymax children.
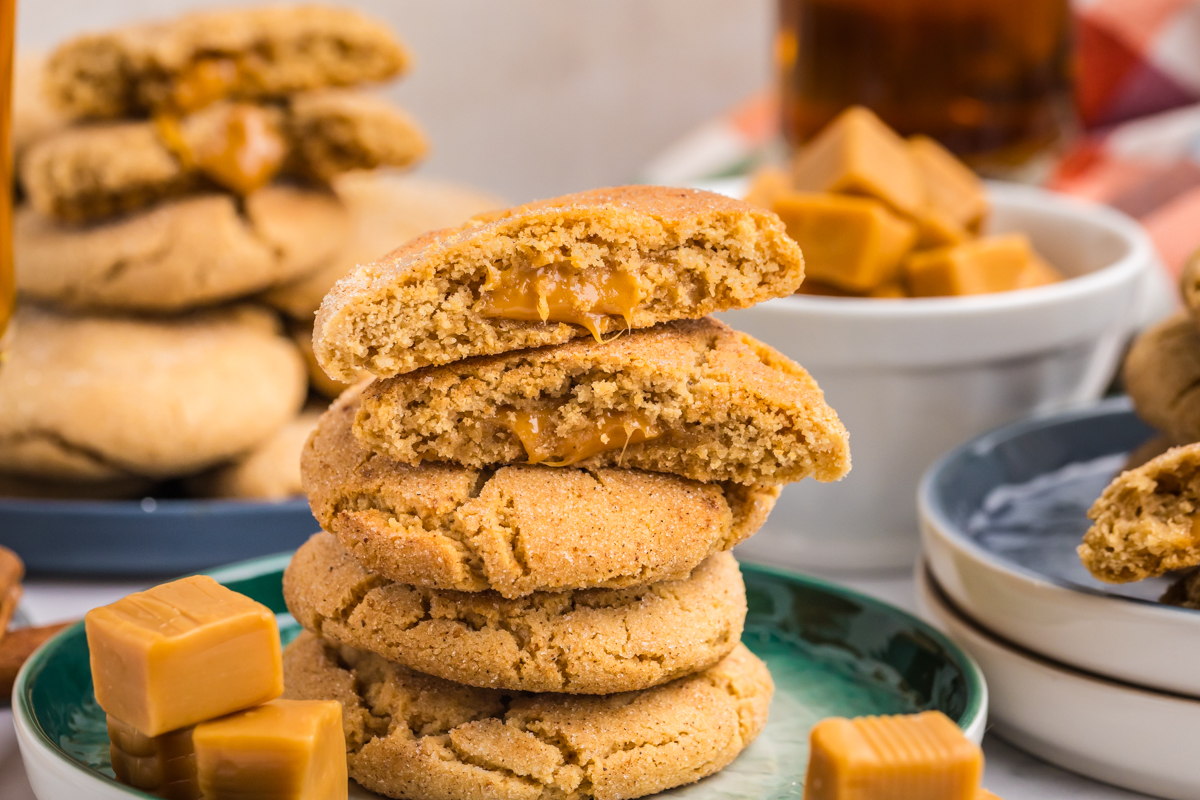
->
<box><xmin>14</xmin><ymin>555</ymin><xmax>988</xmax><ymax>798</ymax></box>
<box><xmin>917</xmin><ymin>394</ymin><xmax>1200</xmax><ymax>618</ymax></box>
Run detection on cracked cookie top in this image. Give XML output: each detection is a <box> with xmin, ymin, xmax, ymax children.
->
<box><xmin>312</xmin><ymin>185</ymin><xmax>805</xmax><ymax>381</ymax></box>
<box><xmin>0</xmin><ymin>305</ymin><xmax>306</xmax><ymax>482</ymax></box>
<box><xmin>16</xmin><ymin>186</ymin><xmax>349</xmax><ymax>313</ymax></box>
<box><xmin>302</xmin><ymin>385</ymin><xmax>778</xmax><ymax>597</ymax></box>
<box><xmin>1080</xmin><ymin>441</ymin><xmax>1200</xmax><ymax>583</ymax></box>
<box><xmin>354</xmin><ymin>316</ymin><xmax>850</xmax><ymax>486</ymax></box>
<box><xmin>283</xmin><ymin>532</ymin><xmax>747</xmax><ymax>695</ymax></box>
<box><xmin>283</xmin><ymin>632</ymin><xmax>772</xmax><ymax>800</ymax></box>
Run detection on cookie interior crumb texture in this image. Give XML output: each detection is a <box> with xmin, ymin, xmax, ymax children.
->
<box><xmin>283</xmin><ymin>632</ymin><xmax>772</xmax><ymax>800</ymax></box>
<box><xmin>354</xmin><ymin>317</ymin><xmax>849</xmax><ymax>486</ymax></box>
<box><xmin>45</xmin><ymin>5</ymin><xmax>409</xmax><ymax>118</ymax></box>
<box><xmin>313</xmin><ymin>185</ymin><xmax>805</xmax><ymax>381</ymax></box>
<box><xmin>1080</xmin><ymin>443</ymin><xmax>1200</xmax><ymax>582</ymax></box>
<box><xmin>284</xmin><ymin>532</ymin><xmax>747</xmax><ymax>694</ymax></box>
<box><xmin>302</xmin><ymin>387</ymin><xmax>777</xmax><ymax>597</ymax></box>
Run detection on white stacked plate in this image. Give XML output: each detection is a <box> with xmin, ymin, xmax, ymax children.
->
<box><xmin>918</xmin><ymin>397</ymin><xmax>1200</xmax><ymax>800</ymax></box>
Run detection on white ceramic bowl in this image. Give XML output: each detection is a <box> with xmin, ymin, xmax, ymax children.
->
<box><xmin>919</xmin><ymin>398</ymin><xmax>1200</xmax><ymax>696</ymax></box>
<box><xmin>918</xmin><ymin>564</ymin><xmax>1200</xmax><ymax>800</ymax></box>
<box><xmin>723</xmin><ymin>182</ymin><xmax>1156</xmax><ymax>571</ymax></box>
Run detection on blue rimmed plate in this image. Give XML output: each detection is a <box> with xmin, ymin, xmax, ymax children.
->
<box><xmin>920</xmin><ymin>395</ymin><xmax>1200</xmax><ymax>696</ymax></box>
<box><xmin>0</xmin><ymin>497</ymin><xmax>318</xmax><ymax>576</ymax></box>
<box><xmin>13</xmin><ymin>554</ymin><xmax>986</xmax><ymax>799</ymax></box>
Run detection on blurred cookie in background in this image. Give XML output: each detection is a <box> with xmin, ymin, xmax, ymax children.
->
<box><xmin>187</xmin><ymin>407</ymin><xmax>323</xmax><ymax>501</ymax></box>
<box><xmin>0</xmin><ymin>304</ymin><xmax>306</xmax><ymax>484</ymax></box>
<box><xmin>264</xmin><ymin>171</ymin><xmax>505</xmax><ymax>320</ymax></box>
<box><xmin>16</xmin><ymin>187</ymin><xmax>349</xmax><ymax>313</ymax></box>
<box><xmin>1124</xmin><ymin>314</ymin><xmax>1200</xmax><ymax>445</ymax></box>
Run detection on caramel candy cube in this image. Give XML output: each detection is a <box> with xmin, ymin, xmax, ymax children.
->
<box><xmin>904</xmin><ymin>234</ymin><xmax>1032</xmax><ymax>297</ymax></box>
<box><xmin>86</xmin><ymin>575</ymin><xmax>283</xmax><ymax>736</ymax></box>
<box><xmin>108</xmin><ymin>715</ymin><xmax>199</xmax><ymax>800</ymax></box>
<box><xmin>194</xmin><ymin>699</ymin><xmax>347</xmax><ymax>800</ymax></box>
<box><xmin>775</xmin><ymin>192</ymin><xmax>916</xmax><ymax>292</ymax></box>
<box><xmin>1015</xmin><ymin>253</ymin><xmax>1064</xmax><ymax>290</ymax></box>
<box><xmin>909</xmin><ymin>135</ymin><xmax>988</xmax><ymax>233</ymax></box>
<box><xmin>791</xmin><ymin>106</ymin><xmax>926</xmax><ymax>218</ymax></box>
<box><xmin>805</xmin><ymin>711</ymin><xmax>983</xmax><ymax>800</ymax></box>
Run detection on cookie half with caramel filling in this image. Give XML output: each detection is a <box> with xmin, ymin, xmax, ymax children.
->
<box><xmin>302</xmin><ymin>386</ymin><xmax>777</xmax><ymax>598</ymax></box>
<box><xmin>1080</xmin><ymin>442</ymin><xmax>1200</xmax><ymax>582</ymax></box>
<box><xmin>45</xmin><ymin>5</ymin><xmax>408</xmax><ymax>119</ymax></box>
<box><xmin>313</xmin><ymin>185</ymin><xmax>806</xmax><ymax>380</ymax></box>
<box><xmin>354</xmin><ymin>316</ymin><xmax>850</xmax><ymax>486</ymax></box>
<box><xmin>21</xmin><ymin>91</ymin><xmax>427</xmax><ymax>223</ymax></box>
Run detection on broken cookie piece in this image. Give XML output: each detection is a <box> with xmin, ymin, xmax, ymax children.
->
<box><xmin>1080</xmin><ymin>442</ymin><xmax>1200</xmax><ymax>582</ymax></box>
<box><xmin>353</xmin><ymin>317</ymin><xmax>850</xmax><ymax>486</ymax></box>
<box><xmin>45</xmin><ymin>5</ymin><xmax>409</xmax><ymax>119</ymax></box>
<box><xmin>21</xmin><ymin>91</ymin><xmax>427</xmax><ymax>223</ymax></box>
<box><xmin>313</xmin><ymin>185</ymin><xmax>806</xmax><ymax>381</ymax></box>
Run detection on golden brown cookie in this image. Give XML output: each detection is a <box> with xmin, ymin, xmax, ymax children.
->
<box><xmin>45</xmin><ymin>6</ymin><xmax>409</xmax><ymax>119</ymax></box>
<box><xmin>291</xmin><ymin>319</ymin><xmax>360</xmax><ymax>398</ymax></box>
<box><xmin>283</xmin><ymin>631</ymin><xmax>772</xmax><ymax>800</ymax></box>
<box><xmin>1080</xmin><ymin>442</ymin><xmax>1200</xmax><ymax>582</ymax></box>
<box><xmin>1123</xmin><ymin>314</ymin><xmax>1200</xmax><ymax>444</ymax></box>
<box><xmin>1181</xmin><ymin>248</ymin><xmax>1200</xmax><ymax>329</ymax></box>
<box><xmin>188</xmin><ymin>408</ymin><xmax>323</xmax><ymax>501</ymax></box>
<box><xmin>16</xmin><ymin>186</ymin><xmax>349</xmax><ymax>313</ymax></box>
<box><xmin>355</xmin><ymin>316</ymin><xmax>849</xmax><ymax>486</ymax></box>
<box><xmin>265</xmin><ymin>172</ymin><xmax>506</xmax><ymax>319</ymax></box>
<box><xmin>313</xmin><ymin>185</ymin><xmax>805</xmax><ymax>381</ymax></box>
<box><xmin>303</xmin><ymin>387</ymin><xmax>776</xmax><ymax>597</ymax></box>
<box><xmin>0</xmin><ymin>305</ymin><xmax>306</xmax><ymax>482</ymax></box>
<box><xmin>13</xmin><ymin>54</ymin><xmax>67</xmax><ymax>165</ymax></box>
<box><xmin>21</xmin><ymin>92</ymin><xmax>426</xmax><ymax>223</ymax></box>
<box><xmin>284</xmin><ymin>532</ymin><xmax>747</xmax><ymax>694</ymax></box>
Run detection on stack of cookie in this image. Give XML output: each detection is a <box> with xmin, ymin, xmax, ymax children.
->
<box><xmin>0</xmin><ymin>5</ymin><xmax>498</xmax><ymax>501</ymax></box>
<box><xmin>281</xmin><ymin>186</ymin><xmax>851</xmax><ymax>799</ymax></box>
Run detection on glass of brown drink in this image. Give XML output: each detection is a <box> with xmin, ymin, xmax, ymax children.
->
<box><xmin>777</xmin><ymin>0</ymin><xmax>1072</xmax><ymax>175</ymax></box>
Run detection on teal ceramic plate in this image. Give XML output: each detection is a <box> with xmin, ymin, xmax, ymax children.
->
<box><xmin>14</xmin><ymin>554</ymin><xmax>987</xmax><ymax>800</ymax></box>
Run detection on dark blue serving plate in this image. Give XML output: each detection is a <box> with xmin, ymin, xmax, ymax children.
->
<box><xmin>0</xmin><ymin>497</ymin><xmax>318</xmax><ymax>577</ymax></box>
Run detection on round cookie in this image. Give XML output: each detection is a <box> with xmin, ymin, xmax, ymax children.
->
<box><xmin>303</xmin><ymin>387</ymin><xmax>777</xmax><ymax>598</ymax></box>
<box><xmin>16</xmin><ymin>185</ymin><xmax>349</xmax><ymax>313</ymax></box>
<box><xmin>1124</xmin><ymin>314</ymin><xmax>1200</xmax><ymax>444</ymax></box>
<box><xmin>264</xmin><ymin>171</ymin><xmax>504</xmax><ymax>320</ymax></box>
<box><xmin>283</xmin><ymin>531</ymin><xmax>747</xmax><ymax>694</ymax></box>
<box><xmin>1182</xmin><ymin>248</ymin><xmax>1200</xmax><ymax>329</ymax></box>
<box><xmin>187</xmin><ymin>408</ymin><xmax>323</xmax><ymax>500</ymax></box>
<box><xmin>0</xmin><ymin>304</ymin><xmax>307</xmax><ymax>481</ymax></box>
<box><xmin>283</xmin><ymin>632</ymin><xmax>773</xmax><ymax>800</ymax></box>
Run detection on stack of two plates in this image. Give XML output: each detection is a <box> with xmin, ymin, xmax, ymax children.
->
<box><xmin>918</xmin><ymin>397</ymin><xmax>1200</xmax><ymax>800</ymax></box>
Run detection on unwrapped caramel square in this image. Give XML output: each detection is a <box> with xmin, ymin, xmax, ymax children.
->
<box><xmin>86</xmin><ymin>575</ymin><xmax>283</xmax><ymax>736</ymax></box>
<box><xmin>791</xmin><ymin>106</ymin><xmax>926</xmax><ymax>218</ymax></box>
<box><xmin>775</xmin><ymin>192</ymin><xmax>916</xmax><ymax>292</ymax></box>
<box><xmin>804</xmin><ymin>711</ymin><xmax>983</xmax><ymax>800</ymax></box>
<box><xmin>904</xmin><ymin>234</ymin><xmax>1032</xmax><ymax>297</ymax></box>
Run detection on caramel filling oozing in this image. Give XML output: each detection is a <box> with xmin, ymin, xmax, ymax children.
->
<box><xmin>476</xmin><ymin>262</ymin><xmax>643</xmax><ymax>340</ymax></box>
<box><xmin>157</xmin><ymin>103</ymin><xmax>287</xmax><ymax>196</ymax></box>
<box><xmin>505</xmin><ymin>407</ymin><xmax>663</xmax><ymax>466</ymax></box>
<box><xmin>170</xmin><ymin>57</ymin><xmax>244</xmax><ymax>114</ymax></box>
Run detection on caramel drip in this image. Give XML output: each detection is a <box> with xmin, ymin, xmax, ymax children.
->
<box><xmin>156</xmin><ymin>104</ymin><xmax>286</xmax><ymax>196</ymax></box>
<box><xmin>170</xmin><ymin>57</ymin><xmax>243</xmax><ymax>114</ymax></box>
<box><xmin>506</xmin><ymin>407</ymin><xmax>663</xmax><ymax>467</ymax></box>
<box><xmin>476</xmin><ymin>262</ymin><xmax>642</xmax><ymax>341</ymax></box>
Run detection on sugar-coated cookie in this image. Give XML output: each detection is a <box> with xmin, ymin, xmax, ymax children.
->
<box><xmin>284</xmin><ymin>532</ymin><xmax>747</xmax><ymax>694</ymax></box>
<box><xmin>0</xmin><ymin>305</ymin><xmax>306</xmax><ymax>481</ymax></box>
<box><xmin>304</xmin><ymin>386</ymin><xmax>776</xmax><ymax>596</ymax></box>
<box><xmin>283</xmin><ymin>631</ymin><xmax>772</xmax><ymax>800</ymax></box>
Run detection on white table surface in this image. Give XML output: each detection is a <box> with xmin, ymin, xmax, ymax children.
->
<box><xmin>0</xmin><ymin>571</ymin><xmax>1152</xmax><ymax>800</ymax></box>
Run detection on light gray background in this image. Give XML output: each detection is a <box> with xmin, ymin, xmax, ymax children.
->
<box><xmin>18</xmin><ymin>0</ymin><xmax>774</xmax><ymax>202</ymax></box>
